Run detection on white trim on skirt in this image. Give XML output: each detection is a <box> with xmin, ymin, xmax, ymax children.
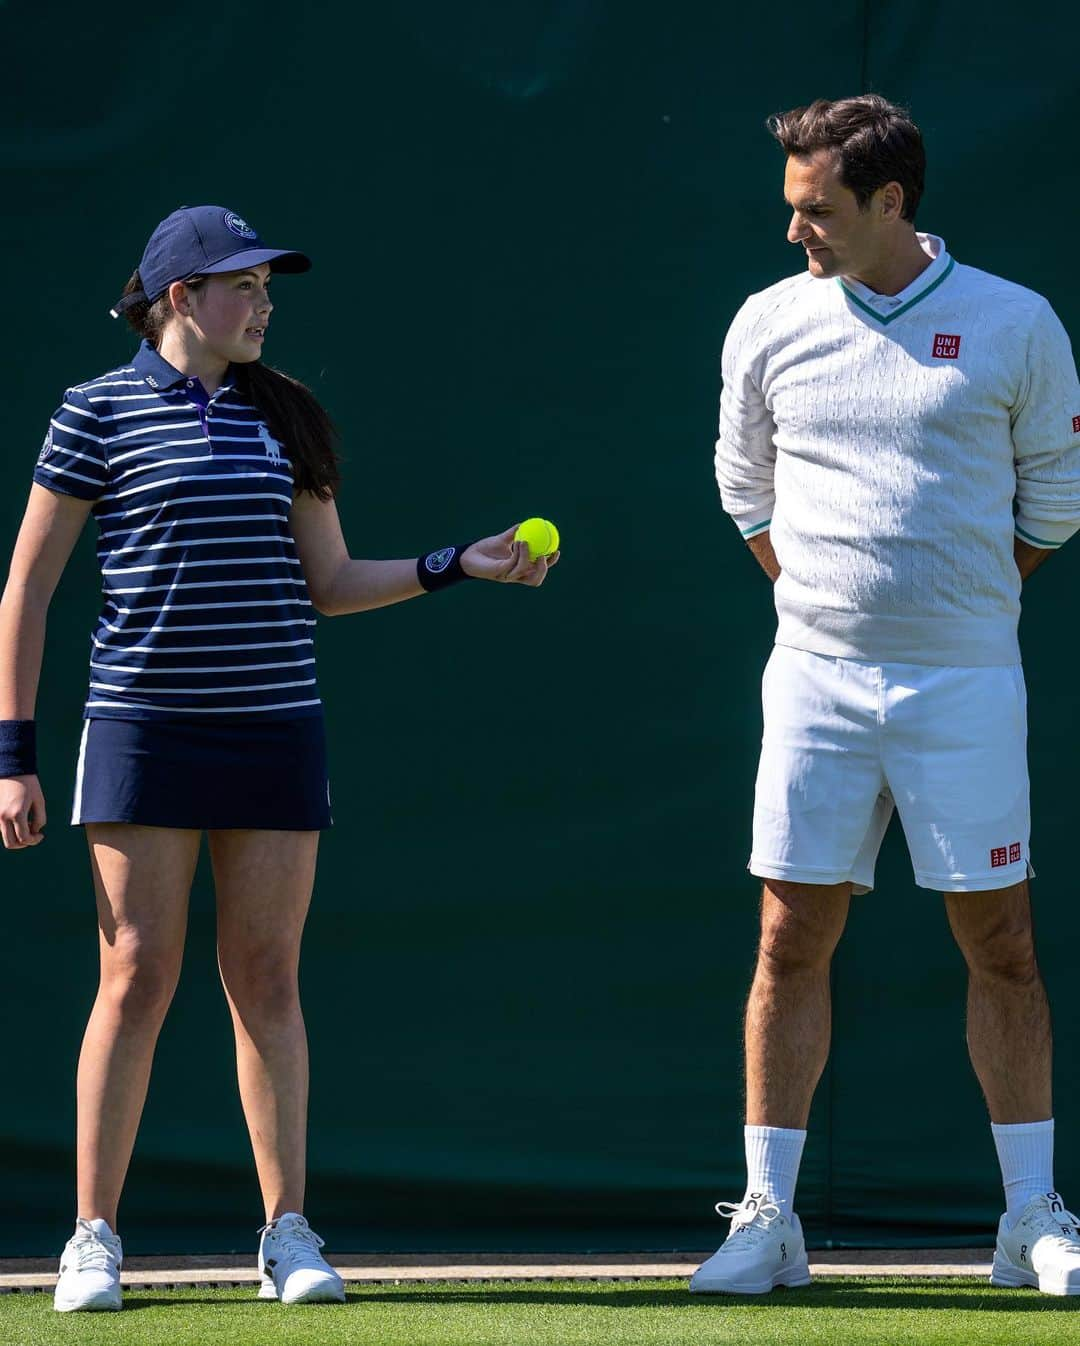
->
<box><xmin>71</xmin><ymin>720</ymin><xmax>91</xmax><ymax>825</ymax></box>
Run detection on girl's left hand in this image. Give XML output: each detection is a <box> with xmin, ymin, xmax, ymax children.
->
<box><xmin>461</xmin><ymin>526</ymin><xmax>560</xmax><ymax>586</ymax></box>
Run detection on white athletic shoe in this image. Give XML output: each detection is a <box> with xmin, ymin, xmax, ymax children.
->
<box><xmin>689</xmin><ymin>1192</ymin><xmax>811</xmax><ymax>1295</ymax></box>
<box><xmin>53</xmin><ymin>1217</ymin><xmax>123</xmax><ymax>1312</ymax></box>
<box><xmin>991</xmin><ymin>1191</ymin><xmax>1080</xmax><ymax>1295</ymax></box>
<box><xmin>257</xmin><ymin>1212</ymin><xmax>345</xmax><ymax>1304</ymax></box>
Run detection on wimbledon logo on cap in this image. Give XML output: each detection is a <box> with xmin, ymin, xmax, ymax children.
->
<box><xmin>223</xmin><ymin>212</ymin><xmax>258</xmax><ymax>240</ymax></box>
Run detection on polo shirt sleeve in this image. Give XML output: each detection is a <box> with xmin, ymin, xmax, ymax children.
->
<box><xmin>32</xmin><ymin>387</ymin><xmax>109</xmax><ymax>501</ymax></box>
<box><xmin>1011</xmin><ymin>299</ymin><xmax>1080</xmax><ymax>550</ymax></box>
<box><xmin>714</xmin><ymin>296</ymin><xmax>777</xmax><ymax>540</ymax></box>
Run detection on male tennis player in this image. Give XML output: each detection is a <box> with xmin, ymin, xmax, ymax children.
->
<box><xmin>692</xmin><ymin>95</ymin><xmax>1080</xmax><ymax>1296</ymax></box>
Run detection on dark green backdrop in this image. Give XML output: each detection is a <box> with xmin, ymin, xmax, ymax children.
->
<box><xmin>3</xmin><ymin>2</ymin><xmax>1078</xmax><ymax>1255</ymax></box>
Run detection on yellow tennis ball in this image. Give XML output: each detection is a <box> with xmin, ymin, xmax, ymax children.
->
<box><xmin>514</xmin><ymin>517</ymin><xmax>560</xmax><ymax>561</ymax></box>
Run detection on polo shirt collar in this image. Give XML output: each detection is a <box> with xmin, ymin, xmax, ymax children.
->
<box><xmin>838</xmin><ymin>234</ymin><xmax>955</xmax><ymax>325</ymax></box>
<box><xmin>132</xmin><ymin>339</ymin><xmax>235</xmax><ymax>395</ymax></box>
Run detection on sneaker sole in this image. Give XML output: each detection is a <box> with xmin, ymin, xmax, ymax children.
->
<box><xmin>54</xmin><ymin>1293</ymin><xmax>122</xmax><ymax>1313</ymax></box>
<box><xmin>690</xmin><ymin>1264</ymin><xmax>812</xmax><ymax>1296</ymax></box>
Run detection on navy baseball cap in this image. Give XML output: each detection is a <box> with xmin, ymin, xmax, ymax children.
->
<box><xmin>110</xmin><ymin>205</ymin><xmax>311</xmax><ymax>317</ymax></box>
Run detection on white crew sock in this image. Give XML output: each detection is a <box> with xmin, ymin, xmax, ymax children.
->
<box><xmin>744</xmin><ymin>1124</ymin><xmax>807</xmax><ymax>1215</ymax></box>
<box><xmin>992</xmin><ymin>1119</ymin><xmax>1055</xmax><ymax>1227</ymax></box>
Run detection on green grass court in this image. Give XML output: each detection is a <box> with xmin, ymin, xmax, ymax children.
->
<box><xmin>3</xmin><ymin>1279</ymin><xmax>1079</xmax><ymax>1346</ymax></box>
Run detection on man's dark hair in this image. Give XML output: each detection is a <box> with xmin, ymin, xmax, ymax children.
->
<box><xmin>767</xmin><ymin>95</ymin><xmax>925</xmax><ymax>223</ymax></box>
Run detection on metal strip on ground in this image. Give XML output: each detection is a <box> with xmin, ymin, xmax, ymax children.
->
<box><xmin>0</xmin><ymin>1249</ymin><xmax>994</xmax><ymax>1293</ymax></box>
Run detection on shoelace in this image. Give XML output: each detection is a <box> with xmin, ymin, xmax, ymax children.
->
<box><xmin>714</xmin><ymin>1197</ymin><xmax>783</xmax><ymax>1245</ymax></box>
<box><xmin>259</xmin><ymin>1216</ymin><xmax>326</xmax><ymax>1260</ymax></box>
<box><xmin>69</xmin><ymin>1222</ymin><xmax>120</xmax><ymax>1272</ymax></box>
<box><xmin>1036</xmin><ymin>1195</ymin><xmax>1080</xmax><ymax>1240</ymax></box>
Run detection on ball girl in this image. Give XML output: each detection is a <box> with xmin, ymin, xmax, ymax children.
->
<box><xmin>0</xmin><ymin>205</ymin><xmax>557</xmax><ymax>1312</ymax></box>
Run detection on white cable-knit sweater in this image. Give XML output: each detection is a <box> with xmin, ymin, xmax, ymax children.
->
<box><xmin>715</xmin><ymin>235</ymin><xmax>1080</xmax><ymax>665</ymax></box>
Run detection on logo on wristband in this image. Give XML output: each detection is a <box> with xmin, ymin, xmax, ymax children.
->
<box><xmin>425</xmin><ymin>547</ymin><xmax>456</xmax><ymax>574</ymax></box>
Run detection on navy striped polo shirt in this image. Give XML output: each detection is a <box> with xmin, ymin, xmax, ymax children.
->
<box><xmin>33</xmin><ymin>340</ymin><xmax>322</xmax><ymax>720</ymax></box>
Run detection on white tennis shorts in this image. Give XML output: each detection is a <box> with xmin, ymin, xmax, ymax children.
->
<box><xmin>751</xmin><ymin>645</ymin><xmax>1032</xmax><ymax>894</ymax></box>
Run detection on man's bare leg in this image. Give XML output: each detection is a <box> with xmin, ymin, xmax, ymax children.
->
<box><xmin>945</xmin><ymin>880</ymin><xmax>1078</xmax><ymax>1292</ymax></box>
<box><xmin>745</xmin><ymin>878</ymin><xmax>852</xmax><ymax>1128</ymax></box>
<box><xmin>945</xmin><ymin>879</ymin><xmax>1051</xmax><ymax>1124</ymax></box>
<box><xmin>690</xmin><ymin>877</ymin><xmax>851</xmax><ymax>1294</ymax></box>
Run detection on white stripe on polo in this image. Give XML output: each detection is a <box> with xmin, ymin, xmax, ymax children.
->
<box><xmin>85</xmin><ymin>697</ymin><xmax>323</xmax><ymax>714</ymax></box>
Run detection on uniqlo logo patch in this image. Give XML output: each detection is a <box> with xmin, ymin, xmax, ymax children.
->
<box><xmin>1072</xmin><ymin>415</ymin><xmax>1080</xmax><ymax>433</ymax></box>
<box><xmin>990</xmin><ymin>847</ymin><xmax>1008</xmax><ymax>868</ymax></box>
<box><xmin>1009</xmin><ymin>842</ymin><xmax>1022</xmax><ymax>864</ymax></box>
<box><xmin>933</xmin><ymin>333</ymin><xmax>961</xmax><ymax>359</ymax></box>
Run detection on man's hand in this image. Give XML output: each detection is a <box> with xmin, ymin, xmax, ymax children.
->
<box><xmin>747</xmin><ymin>531</ymin><xmax>781</xmax><ymax>582</ymax></box>
<box><xmin>1015</xmin><ymin>537</ymin><xmax>1052</xmax><ymax>582</ymax></box>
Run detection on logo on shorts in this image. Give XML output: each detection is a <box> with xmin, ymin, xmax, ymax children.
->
<box><xmin>991</xmin><ymin>843</ymin><xmax>1021</xmax><ymax>868</ymax></box>
<box><xmin>933</xmin><ymin>333</ymin><xmax>961</xmax><ymax>359</ymax></box>
<box><xmin>1072</xmin><ymin>415</ymin><xmax>1080</xmax><ymax>434</ymax></box>
<box><xmin>223</xmin><ymin>212</ymin><xmax>258</xmax><ymax>240</ymax></box>
<box><xmin>38</xmin><ymin>428</ymin><xmax>53</xmax><ymax>462</ymax></box>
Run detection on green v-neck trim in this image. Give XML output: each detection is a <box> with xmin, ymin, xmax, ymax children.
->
<box><xmin>838</xmin><ymin>256</ymin><xmax>956</xmax><ymax>326</ymax></box>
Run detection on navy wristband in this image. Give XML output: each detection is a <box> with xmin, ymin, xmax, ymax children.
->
<box><xmin>0</xmin><ymin>720</ymin><xmax>37</xmax><ymax>778</ymax></box>
<box><xmin>417</xmin><ymin>544</ymin><xmax>475</xmax><ymax>593</ymax></box>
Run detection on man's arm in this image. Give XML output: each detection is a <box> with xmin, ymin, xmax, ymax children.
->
<box><xmin>747</xmin><ymin>529</ymin><xmax>781</xmax><ymax>582</ymax></box>
<box><xmin>715</xmin><ymin>299</ymin><xmax>778</xmax><ymax>553</ymax></box>
<box><xmin>1011</xmin><ymin>300</ymin><xmax>1080</xmax><ymax>570</ymax></box>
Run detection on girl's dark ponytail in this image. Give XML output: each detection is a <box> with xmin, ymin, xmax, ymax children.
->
<box><xmin>117</xmin><ymin>271</ymin><xmax>341</xmax><ymax>501</ymax></box>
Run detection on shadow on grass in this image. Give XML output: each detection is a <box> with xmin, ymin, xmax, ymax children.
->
<box><xmin>347</xmin><ymin>1283</ymin><xmax>1080</xmax><ymax>1314</ymax></box>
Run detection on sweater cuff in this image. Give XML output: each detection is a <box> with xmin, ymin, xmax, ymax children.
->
<box><xmin>726</xmin><ymin>503</ymin><xmax>775</xmax><ymax>540</ymax></box>
<box><xmin>1014</xmin><ymin>514</ymin><xmax>1080</xmax><ymax>550</ymax></box>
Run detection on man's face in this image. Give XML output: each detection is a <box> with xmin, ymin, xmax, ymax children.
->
<box><xmin>783</xmin><ymin>149</ymin><xmax>880</xmax><ymax>280</ymax></box>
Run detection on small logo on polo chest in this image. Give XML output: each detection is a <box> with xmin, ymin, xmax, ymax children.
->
<box><xmin>1072</xmin><ymin>415</ymin><xmax>1080</xmax><ymax>433</ymax></box>
<box><xmin>257</xmin><ymin>423</ymin><xmax>284</xmax><ymax>465</ymax></box>
<box><xmin>933</xmin><ymin>333</ymin><xmax>961</xmax><ymax>359</ymax></box>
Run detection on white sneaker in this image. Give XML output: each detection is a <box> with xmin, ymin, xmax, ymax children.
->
<box><xmin>54</xmin><ymin>1217</ymin><xmax>123</xmax><ymax>1312</ymax></box>
<box><xmin>991</xmin><ymin>1191</ymin><xmax>1080</xmax><ymax>1295</ymax></box>
<box><xmin>257</xmin><ymin>1212</ymin><xmax>345</xmax><ymax>1304</ymax></box>
<box><xmin>689</xmin><ymin>1192</ymin><xmax>811</xmax><ymax>1294</ymax></box>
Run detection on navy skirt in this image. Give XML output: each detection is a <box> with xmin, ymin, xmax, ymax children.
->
<box><xmin>71</xmin><ymin>717</ymin><xmax>333</xmax><ymax>830</ymax></box>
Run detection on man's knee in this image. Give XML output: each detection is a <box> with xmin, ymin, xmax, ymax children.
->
<box><xmin>960</xmin><ymin>917</ymin><xmax>1039</xmax><ymax>984</ymax></box>
<box><xmin>756</xmin><ymin>880</ymin><xmax>849</xmax><ymax>975</ymax></box>
<box><xmin>948</xmin><ymin>886</ymin><xmax>1040</xmax><ymax>984</ymax></box>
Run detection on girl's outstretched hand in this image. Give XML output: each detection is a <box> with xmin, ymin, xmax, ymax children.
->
<box><xmin>461</xmin><ymin>526</ymin><xmax>560</xmax><ymax>587</ymax></box>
